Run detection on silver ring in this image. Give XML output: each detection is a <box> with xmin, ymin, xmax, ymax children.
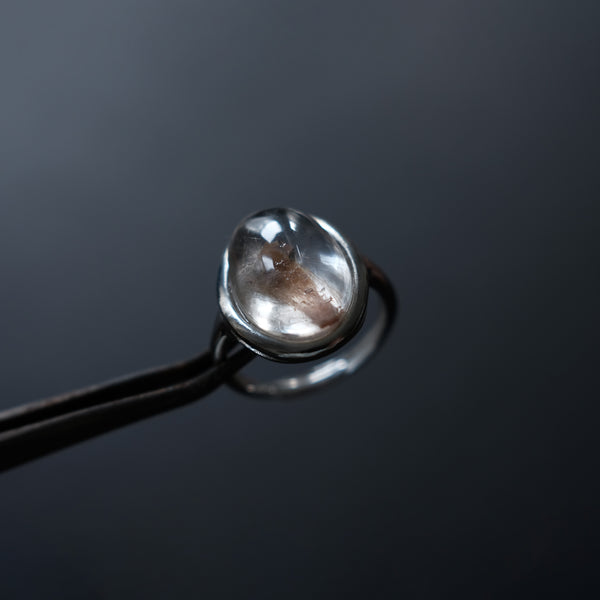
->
<box><xmin>211</xmin><ymin>207</ymin><xmax>396</xmax><ymax>397</ymax></box>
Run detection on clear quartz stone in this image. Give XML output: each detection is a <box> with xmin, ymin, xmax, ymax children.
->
<box><xmin>227</xmin><ymin>208</ymin><xmax>355</xmax><ymax>341</ymax></box>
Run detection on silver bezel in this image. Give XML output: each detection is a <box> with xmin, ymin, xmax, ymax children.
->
<box><xmin>217</xmin><ymin>209</ymin><xmax>369</xmax><ymax>362</ymax></box>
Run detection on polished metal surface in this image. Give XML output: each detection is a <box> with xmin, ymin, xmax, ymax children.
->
<box><xmin>217</xmin><ymin>208</ymin><xmax>369</xmax><ymax>362</ymax></box>
<box><xmin>212</xmin><ymin>257</ymin><xmax>396</xmax><ymax>397</ymax></box>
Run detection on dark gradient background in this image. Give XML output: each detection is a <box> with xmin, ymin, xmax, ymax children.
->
<box><xmin>1</xmin><ymin>1</ymin><xmax>598</xmax><ymax>598</ymax></box>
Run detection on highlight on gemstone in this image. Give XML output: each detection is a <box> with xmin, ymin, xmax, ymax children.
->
<box><xmin>225</xmin><ymin>208</ymin><xmax>356</xmax><ymax>340</ymax></box>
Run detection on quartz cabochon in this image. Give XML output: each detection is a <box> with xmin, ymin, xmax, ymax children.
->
<box><xmin>226</xmin><ymin>208</ymin><xmax>356</xmax><ymax>341</ymax></box>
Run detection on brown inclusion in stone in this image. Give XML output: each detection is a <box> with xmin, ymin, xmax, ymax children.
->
<box><xmin>257</xmin><ymin>241</ymin><xmax>343</xmax><ymax>329</ymax></box>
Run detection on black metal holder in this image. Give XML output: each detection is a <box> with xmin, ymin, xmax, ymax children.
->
<box><xmin>0</xmin><ymin>347</ymin><xmax>254</xmax><ymax>472</ymax></box>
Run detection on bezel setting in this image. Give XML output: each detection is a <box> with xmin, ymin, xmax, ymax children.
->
<box><xmin>217</xmin><ymin>208</ymin><xmax>369</xmax><ymax>362</ymax></box>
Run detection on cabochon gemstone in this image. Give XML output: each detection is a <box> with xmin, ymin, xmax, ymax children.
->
<box><xmin>227</xmin><ymin>208</ymin><xmax>355</xmax><ymax>341</ymax></box>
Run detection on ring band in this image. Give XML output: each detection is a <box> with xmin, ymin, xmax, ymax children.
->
<box><xmin>211</xmin><ymin>256</ymin><xmax>396</xmax><ymax>397</ymax></box>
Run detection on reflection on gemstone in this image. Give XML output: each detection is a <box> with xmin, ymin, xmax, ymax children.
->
<box><xmin>227</xmin><ymin>208</ymin><xmax>355</xmax><ymax>340</ymax></box>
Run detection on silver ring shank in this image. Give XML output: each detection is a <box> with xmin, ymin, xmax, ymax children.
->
<box><xmin>212</xmin><ymin>258</ymin><xmax>396</xmax><ymax>397</ymax></box>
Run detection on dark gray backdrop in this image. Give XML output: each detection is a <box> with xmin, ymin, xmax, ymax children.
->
<box><xmin>1</xmin><ymin>1</ymin><xmax>598</xmax><ymax>598</ymax></box>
